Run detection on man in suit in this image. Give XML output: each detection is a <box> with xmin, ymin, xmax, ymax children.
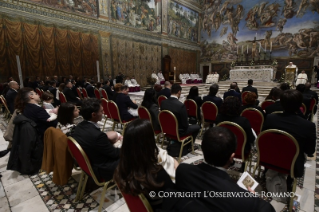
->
<box><xmin>115</xmin><ymin>85</ymin><xmax>138</xmax><ymax>121</ymax></box>
<box><xmin>86</xmin><ymin>81</ymin><xmax>95</xmax><ymax>98</ymax></box>
<box><xmin>175</xmin><ymin>127</ymin><xmax>275</xmax><ymax>212</ymax></box>
<box><xmin>108</xmin><ymin>75</ymin><xmax>114</xmax><ymax>88</ymax></box>
<box><xmin>263</xmin><ymin>89</ymin><xmax>316</xmax><ymax>189</ymax></box>
<box><xmin>63</xmin><ymin>81</ymin><xmax>81</xmax><ymax>105</ymax></box>
<box><xmin>303</xmin><ymin>82</ymin><xmax>318</xmax><ymax>115</ymax></box>
<box><xmin>115</xmin><ymin>72</ymin><xmax>124</xmax><ymax>84</ymax></box>
<box><xmin>157</xmin><ymin>81</ymin><xmax>171</xmax><ymax>98</ymax></box>
<box><xmin>223</xmin><ymin>83</ymin><xmax>241</xmax><ymax>103</ymax></box>
<box><xmin>48</xmin><ymin>81</ymin><xmax>59</xmax><ymax>106</ymax></box>
<box><xmin>6</xmin><ymin>81</ymin><xmax>19</xmax><ymax>114</ymax></box>
<box><xmin>160</xmin><ymin>84</ymin><xmax>200</xmax><ymax>149</ymax></box>
<box><xmin>102</xmin><ymin>80</ymin><xmax>114</xmax><ymax>100</ymax></box>
<box><xmin>53</xmin><ymin>75</ymin><xmax>59</xmax><ymax>87</ymax></box>
<box><xmin>203</xmin><ymin>84</ymin><xmax>223</xmax><ymax>108</ymax></box>
<box><xmin>265</xmin><ymin>88</ymin><xmax>283</xmax><ymax>115</ymax></box>
<box><xmin>71</xmin><ymin>99</ymin><xmax>120</xmax><ymax>181</ymax></box>
<box><xmin>242</xmin><ymin>79</ymin><xmax>259</xmax><ymax>105</ymax></box>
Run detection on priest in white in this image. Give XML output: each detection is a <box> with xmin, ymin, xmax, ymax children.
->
<box><xmin>296</xmin><ymin>70</ymin><xmax>308</xmax><ymax>86</ymax></box>
<box><xmin>131</xmin><ymin>76</ymin><xmax>141</xmax><ymax>92</ymax></box>
<box><xmin>286</xmin><ymin>62</ymin><xmax>298</xmax><ymax>78</ymax></box>
<box><xmin>212</xmin><ymin>72</ymin><xmax>219</xmax><ymax>83</ymax></box>
<box><xmin>157</xmin><ymin>71</ymin><xmax>165</xmax><ymax>85</ymax></box>
<box><xmin>179</xmin><ymin>73</ymin><xmax>186</xmax><ymax>84</ymax></box>
<box><xmin>152</xmin><ymin>71</ymin><xmax>160</xmax><ymax>84</ymax></box>
<box><xmin>125</xmin><ymin>77</ymin><xmax>135</xmax><ymax>92</ymax></box>
<box><xmin>206</xmin><ymin>73</ymin><xmax>213</xmax><ymax>84</ymax></box>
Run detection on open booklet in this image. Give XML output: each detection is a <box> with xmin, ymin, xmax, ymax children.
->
<box><xmin>237</xmin><ymin>172</ymin><xmax>259</xmax><ymax>191</ymax></box>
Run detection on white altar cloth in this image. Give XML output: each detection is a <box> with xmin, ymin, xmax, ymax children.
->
<box><xmin>230</xmin><ymin>66</ymin><xmax>274</xmax><ymax>82</ymax></box>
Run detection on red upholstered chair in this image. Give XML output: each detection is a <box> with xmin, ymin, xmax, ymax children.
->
<box><xmin>241</xmin><ymin>91</ymin><xmax>251</xmax><ymax>106</ymax></box>
<box><xmin>76</xmin><ymin>88</ymin><xmax>83</xmax><ymax>99</ymax></box>
<box><xmin>261</xmin><ymin>100</ymin><xmax>275</xmax><ymax>110</ymax></box>
<box><xmin>108</xmin><ymin>100</ymin><xmax>134</xmax><ymax>135</ymax></box>
<box><xmin>217</xmin><ymin>121</ymin><xmax>251</xmax><ymax>172</ymax></box>
<box><xmin>0</xmin><ymin>95</ymin><xmax>12</xmax><ymax>120</ymax></box>
<box><xmin>158</xmin><ymin>110</ymin><xmax>194</xmax><ymax>162</ymax></box>
<box><xmin>119</xmin><ymin>190</ymin><xmax>153</xmax><ymax>212</ymax></box>
<box><xmin>240</xmin><ymin>108</ymin><xmax>264</xmax><ymax>136</ymax></box>
<box><xmin>82</xmin><ymin>88</ymin><xmax>89</xmax><ymax>98</ymax></box>
<box><xmin>59</xmin><ymin>92</ymin><xmax>67</xmax><ymax>103</ymax></box>
<box><xmin>138</xmin><ymin>106</ymin><xmax>164</xmax><ymax>147</ymax></box>
<box><xmin>184</xmin><ymin>99</ymin><xmax>198</xmax><ymax>123</ymax></box>
<box><xmin>101</xmin><ymin>99</ymin><xmax>111</xmax><ymax>131</ymax></box>
<box><xmin>200</xmin><ymin>101</ymin><xmax>218</xmax><ymax>136</ymax></box>
<box><xmin>253</xmin><ymin>129</ymin><xmax>299</xmax><ymax>212</ymax></box>
<box><xmin>158</xmin><ymin>95</ymin><xmax>167</xmax><ymax>108</ymax></box>
<box><xmin>310</xmin><ymin>98</ymin><xmax>316</xmax><ymax>121</ymax></box>
<box><xmin>67</xmin><ymin>137</ymin><xmax>116</xmax><ymax>212</ymax></box>
<box><xmin>101</xmin><ymin>89</ymin><xmax>108</xmax><ymax>100</ymax></box>
<box><xmin>300</xmin><ymin>103</ymin><xmax>306</xmax><ymax>115</ymax></box>
<box><xmin>94</xmin><ymin>89</ymin><xmax>101</xmax><ymax>99</ymax></box>
<box><xmin>35</xmin><ymin>88</ymin><xmax>43</xmax><ymax>97</ymax></box>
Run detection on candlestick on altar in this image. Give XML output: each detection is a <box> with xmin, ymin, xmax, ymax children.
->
<box><xmin>270</xmin><ymin>42</ymin><xmax>272</xmax><ymax>52</ymax></box>
<box><xmin>237</xmin><ymin>45</ymin><xmax>238</xmax><ymax>54</ymax></box>
<box><xmin>259</xmin><ymin>43</ymin><xmax>261</xmax><ymax>53</ymax></box>
<box><xmin>265</xmin><ymin>43</ymin><xmax>267</xmax><ymax>52</ymax></box>
<box><xmin>241</xmin><ymin>45</ymin><xmax>243</xmax><ymax>54</ymax></box>
<box><xmin>247</xmin><ymin>45</ymin><xmax>248</xmax><ymax>53</ymax></box>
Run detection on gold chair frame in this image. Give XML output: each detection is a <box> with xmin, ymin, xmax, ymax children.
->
<box><xmin>108</xmin><ymin>100</ymin><xmax>133</xmax><ymax>135</ymax></box>
<box><xmin>94</xmin><ymin>88</ymin><xmax>101</xmax><ymax>99</ymax></box>
<box><xmin>260</xmin><ymin>99</ymin><xmax>275</xmax><ymax>110</ymax></box>
<box><xmin>101</xmin><ymin>89</ymin><xmax>109</xmax><ymax>100</ymax></box>
<box><xmin>252</xmin><ymin>129</ymin><xmax>299</xmax><ymax>212</ymax></box>
<box><xmin>184</xmin><ymin>99</ymin><xmax>199</xmax><ymax>124</ymax></box>
<box><xmin>59</xmin><ymin>92</ymin><xmax>67</xmax><ymax>103</ymax></box>
<box><xmin>158</xmin><ymin>110</ymin><xmax>194</xmax><ymax>163</ymax></box>
<box><xmin>67</xmin><ymin>137</ymin><xmax>116</xmax><ymax>212</ymax></box>
<box><xmin>200</xmin><ymin>101</ymin><xmax>218</xmax><ymax>137</ymax></box>
<box><xmin>76</xmin><ymin>88</ymin><xmax>83</xmax><ymax>99</ymax></box>
<box><xmin>217</xmin><ymin>121</ymin><xmax>252</xmax><ymax>172</ymax></box>
<box><xmin>0</xmin><ymin>95</ymin><xmax>12</xmax><ymax>121</ymax></box>
<box><xmin>240</xmin><ymin>108</ymin><xmax>264</xmax><ymax>135</ymax></box>
<box><xmin>271</xmin><ymin>111</ymin><xmax>283</xmax><ymax>114</ymax></box>
<box><xmin>157</xmin><ymin>95</ymin><xmax>167</xmax><ymax>108</ymax></box>
<box><xmin>101</xmin><ymin>98</ymin><xmax>109</xmax><ymax>132</ymax></box>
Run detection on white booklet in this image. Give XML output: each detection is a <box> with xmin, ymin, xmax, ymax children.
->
<box><xmin>237</xmin><ymin>172</ymin><xmax>259</xmax><ymax>191</ymax></box>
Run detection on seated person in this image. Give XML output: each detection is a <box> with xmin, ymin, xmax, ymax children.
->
<box><xmin>63</xmin><ymin>81</ymin><xmax>81</xmax><ymax>105</ymax></box>
<box><xmin>113</xmin><ymin>119</ymin><xmax>176</xmax><ymax>211</ymax></box>
<box><xmin>86</xmin><ymin>81</ymin><xmax>95</xmax><ymax>98</ymax></box>
<box><xmin>157</xmin><ymin>71</ymin><xmax>165</xmax><ymax>84</ymax></box>
<box><xmin>264</xmin><ymin>87</ymin><xmax>277</xmax><ymax>100</ymax></box>
<box><xmin>102</xmin><ymin>80</ymin><xmax>114</xmax><ymax>100</ymax></box>
<box><xmin>112</xmin><ymin>83</ymin><xmax>122</xmax><ymax>102</ymax></box>
<box><xmin>131</xmin><ymin>76</ymin><xmax>140</xmax><ymax>91</ymax></box>
<box><xmin>152</xmin><ymin>70</ymin><xmax>160</xmax><ymax>85</ymax></box>
<box><xmin>41</xmin><ymin>92</ymin><xmax>59</xmax><ymax>118</ymax></box>
<box><xmin>296</xmin><ymin>70</ymin><xmax>308</xmax><ymax>86</ymax></box>
<box><xmin>262</xmin><ymin>89</ymin><xmax>316</xmax><ymax>188</ymax></box>
<box><xmin>240</xmin><ymin>92</ymin><xmax>265</xmax><ymax>118</ymax></box>
<box><xmin>124</xmin><ymin>77</ymin><xmax>135</xmax><ymax>92</ymax></box>
<box><xmin>203</xmin><ymin>84</ymin><xmax>223</xmax><ymax>109</ymax></box>
<box><xmin>224</xmin><ymin>83</ymin><xmax>241</xmax><ymax>103</ymax></box>
<box><xmin>303</xmin><ymin>82</ymin><xmax>318</xmax><ymax>115</ymax></box>
<box><xmin>215</xmin><ymin>97</ymin><xmax>255</xmax><ymax>154</ymax></box>
<box><xmin>195</xmin><ymin>73</ymin><xmax>203</xmax><ymax>83</ymax></box>
<box><xmin>71</xmin><ymin>98</ymin><xmax>121</xmax><ymax>181</ymax></box>
<box><xmin>6</xmin><ymin>81</ymin><xmax>19</xmax><ymax>114</ymax></box>
<box><xmin>179</xmin><ymin>74</ymin><xmax>187</xmax><ymax>84</ymax></box>
<box><xmin>190</xmin><ymin>72</ymin><xmax>198</xmax><ymax>83</ymax></box>
<box><xmin>157</xmin><ymin>81</ymin><xmax>171</xmax><ymax>99</ymax></box>
<box><xmin>205</xmin><ymin>73</ymin><xmax>213</xmax><ymax>84</ymax></box>
<box><xmin>115</xmin><ymin>85</ymin><xmax>138</xmax><ymax>121</ymax></box>
<box><xmin>186</xmin><ymin>86</ymin><xmax>202</xmax><ymax>122</ymax></box>
<box><xmin>265</xmin><ymin>88</ymin><xmax>283</xmax><ymax>115</ymax></box>
<box><xmin>296</xmin><ymin>84</ymin><xmax>311</xmax><ymax>118</ymax></box>
<box><xmin>183</xmin><ymin>73</ymin><xmax>192</xmax><ymax>84</ymax></box>
<box><xmin>212</xmin><ymin>72</ymin><xmax>219</xmax><ymax>83</ymax></box>
<box><xmin>280</xmin><ymin>82</ymin><xmax>290</xmax><ymax>91</ymax></box>
<box><xmin>175</xmin><ymin>127</ymin><xmax>275</xmax><ymax>212</ymax></box>
<box><xmin>141</xmin><ymin>88</ymin><xmax>161</xmax><ymax>131</ymax></box>
<box><xmin>57</xmin><ymin>102</ymin><xmax>79</xmax><ymax>135</ymax></box>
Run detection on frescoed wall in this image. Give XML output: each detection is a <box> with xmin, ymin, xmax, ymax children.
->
<box><xmin>167</xmin><ymin>0</ymin><xmax>199</xmax><ymax>42</ymax></box>
<box><xmin>200</xmin><ymin>0</ymin><xmax>319</xmax><ymax>63</ymax></box>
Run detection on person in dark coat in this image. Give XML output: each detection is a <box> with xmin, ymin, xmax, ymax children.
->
<box><xmin>224</xmin><ymin>83</ymin><xmax>241</xmax><ymax>103</ymax></box>
<box><xmin>203</xmin><ymin>84</ymin><xmax>223</xmax><ymax>109</ymax></box>
<box><xmin>86</xmin><ymin>81</ymin><xmax>95</xmax><ymax>98</ymax></box>
<box><xmin>157</xmin><ymin>81</ymin><xmax>171</xmax><ymax>99</ymax></box>
<box><xmin>303</xmin><ymin>82</ymin><xmax>318</xmax><ymax>115</ymax></box>
<box><xmin>186</xmin><ymin>86</ymin><xmax>202</xmax><ymax>122</ymax></box>
<box><xmin>240</xmin><ymin>92</ymin><xmax>265</xmax><ymax>118</ymax></box>
<box><xmin>71</xmin><ymin>98</ymin><xmax>121</xmax><ymax>180</ymax></box>
<box><xmin>115</xmin><ymin>85</ymin><xmax>138</xmax><ymax>121</ymax></box>
<box><xmin>108</xmin><ymin>75</ymin><xmax>114</xmax><ymax>88</ymax></box>
<box><xmin>6</xmin><ymin>81</ymin><xmax>19</xmax><ymax>114</ymax></box>
<box><xmin>265</xmin><ymin>88</ymin><xmax>283</xmax><ymax>115</ymax></box>
<box><xmin>242</xmin><ymin>79</ymin><xmax>259</xmax><ymax>106</ymax></box>
<box><xmin>115</xmin><ymin>72</ymin><xmax>124</xmax><ymax>84</ymax></box>
<box><xmin>63</xmin><ymin>81</ymin><xmax>81</xmax><ymax>105</ymax></box>
<box><xmin>102</xmin><ymin>80</ymin><xmax>114</xmax><ymax>100</ymax></box>
<box><xmin>141</xmin><ymin>88</ymin><xmax>161</xmax><ymax>131</ymax></box>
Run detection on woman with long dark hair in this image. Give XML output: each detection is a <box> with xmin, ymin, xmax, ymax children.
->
<box><xmin>141</xmin><ymin>88</ymin><xmax>160</xmax><ymax>131</ymax></box>
<box><xmin>114</xmin><ymin>119</ymin><xmax>175</xmax><ymax>211</ymax></box>
<box><xmin>57</xmin><ymin>102</ymin><xmax>80</xmax><ymax>135</ymax></box>
<box><xmin>186</xmin><ymin>86</ymin><xmax>202</xmax><ymax>122</ymax></box>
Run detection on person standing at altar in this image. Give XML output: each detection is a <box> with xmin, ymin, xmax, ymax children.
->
<box><xmin>152</xmin><ymin>71</ymin><xmax>160</xmax><ymax>85</ymax></box>
<box><xmin>296</xmin><ymin>70</ymin><xmax>308</xmax><ymax>86</ymax></box>
<box><xmin>286</xmin><ymin>62</ymin><xmax>298</xmax><ymax>80</ymax></box>
<box><xmin>157</xmin><ymin>71</ymin><xmax>165</xmax><ymax>85</ymax></box>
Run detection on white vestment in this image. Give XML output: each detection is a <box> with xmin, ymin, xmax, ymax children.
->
<box><xmin>125</xmin><ymin>80</ymin><xmax>134</xmax><ymax>87</ymax></box>
<box><xmin>286</xmin><ymin>64</ymin><xmax>298</xmax><ymax>79</ymax></box>
<box><xmin>152</xmin><ymin>73</ymin><xmax>160</xmax><ymax>84</ymax></box>
<box><xmin>158</xmin><ymin>73</ymin><xmax>165</xmax><ymax>81</ymax></box>
<box><xmin>131</xmin><ymin>79</ymin><xmax>140</xmax><ymax>86</ymax></box>
<box><xmin>296</xmin><ymin>73</ymin><xmax>308</xmax><ymax>85</ymax></box>
<box><xmin>179</xmin><ymin>74</ymin><xmax>186</xmax><ymax>84</ymax></box>
<box><xmin>206</xmin><ymin>74</ymin><xmax>213</xmax><ymax>83</ymax></box>
<box><xmin>195</xmin><ymin>74</ymin><xmax>202</xmax><ymax>81</ymax></box>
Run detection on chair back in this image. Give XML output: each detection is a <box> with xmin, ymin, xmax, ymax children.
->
<box><xmin>240</xmin><ymin>108</ymin><xmax>264</xmax><ymax>135</ymax></box>
<box><xmin>76</xmin><ymin>88</ymin><xmax>83</xmax><ymax>99</ymax></box>
<box><xmin>101</xmin><ymin>99</ymin><xmax>111</xmax><ymax>119</ymax></box>
<box><xmin>0</xmin><ymin>95</ymin><xmax>10</xmax><ymax>112</ymax></box>
<box><xmin>82</xmin><ymin>88</ymin><xmax>89</xmax><ymax>98</ymax></box>
<box><xmin>35</xmin><ymin>88</ymin><xmax>43</xmax><ymax>97</ymax></box>
<box><xmin>94</xmin><ymin>89</ymin><xmax>101</xmax><ymax>99</ymax></box>
<box><xmin>241</xmin><ymin>91</ymin><xmax>251</xmax><ymax>105</ymax></box>
<box><xmin>217</xmin><ymin>121</ymin><xmax>247</xmax><ymax>160</ymax></box>
<box><xmin>158</xmin><ymin>95</ymin><xmax>167</xmax><ymax>107</ymax></box>
<box><xmin>184</xmin><ymin>99</ymin><xmax>198</xmax><ymax>119</ymax></box>
<box><xmin>101</xmin><ymin>89</ymin><xmax>108</xmax><ymax>100</ymax></box>
<box><xmin>158</xmin><ymin>110</ymin><xmax>180</xmax><ymax>140</ymax></box>
<box><xmin>300</xmin><ymin>103</ymin><xmax>306</xmax><ymax>115</ymax></box>
<box><xmin>201</xmin><ymin>101</ymin><xmax>218</xmax><ymax>123</ymax></box>
<box><xmin>310</xmin><ymin>98</ymin><xmax>316</xmax><ymax>114</ymax></box>
<box><xmin>120</xmin><ymin>191</ymin><xmax>153</xmax><ymax>212</ymax></box>
<box><xmin>138</xmin><ymin>106</ymin><xmax>152</xmax><ymax>123</ymax></box>
<box><xmin>108</xmin><ymin>100</ymin><xmax>122</xmax><ymax>123</ymax></box>
<box><xmin>59</xmin><ymin>92</ymin><xmax>67</xmax><ymax>103</ymax></box>
<box><xmin>256</xmin><ymin>130</ymin><xmax>299</xmax><ymax>177</ymax></box>
<box><xmin>261</xmin><ymin>100</ymin><xmax>275</xmax><ymax>110</ymax></box>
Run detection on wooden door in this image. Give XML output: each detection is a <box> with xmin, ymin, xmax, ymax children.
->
<box><xmin>203</xmin><ymin>66</ymin><xmax>209</xmax><ymax>83</ymax></box>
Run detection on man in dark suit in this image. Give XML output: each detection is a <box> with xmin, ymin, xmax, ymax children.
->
<box><xmin>265</xmin><ymin>88</ymin><xmax>283</xmax><ymax>115</ymax></box>
<box><xmin>160</xmin><ymin>84</ymin><xmax>200</xmax><ymax>147</ymax></box>
<box><xmin>263</xmin><ymin>89</ymin><xmax>316</xmax><ymax>189</ymax></box>
<box><xmin>6</xmin><ymin>81</ymin><xmax>19</xmax><ymax>114</ymax></box>
<box><xmin>115</xmin><ymin>72</ymin><xmax>124</xmax><ymax>84</ymax></box>
<box><xmin>71</xmin><ymin>99</ymin><xmax>120</xmax><ymax>181</ymax></box>
<box><xmin>48</xmin><ymin>81</ymin><xmax>59</xmax><ymax>106</ymax></box>
<box><xmin>71</xmin><ymin>80</ymin><xmax>78</xmax><ymax>97</ymax></box>
<box><xmin>102</xmin><ymin>80</ymin><xmax>114</xmax><ymax>100</ymax></box>
<box><xmin>203</xmin><ymin>84</ymin><xmax>223</xmax><ymax>108</ymax></box>
<box><xmin>115</xmin><ymin>85</ymin><xmax>138</xmax><ymax>121</ymax></box>
<box><xmin>86</xmin><ymin>81</ymin><xmax>95</xmax><ymax>98</ymax></box>
<box><xmin>108</xmin><ymin>75</ymin><xmax>114</xmax><ymax>88</ymax></box>
<box><xmin>63</xmin><ymin>81</ymin><xmax>81</xmax><ymax>105</ymax></box>
<box><xmin>242</xmin><ymin>79</ymin><xmax>259</xmax><ymax>105</ymax></box>
<box><xmin>223</xmin><ymin>83</ymin><xmax>241</xmax><ymax>103</ymax></box>
<box><xmin>175</xmin><ymin>127</ymin><xmax>275</xmax><ymax>212</ymax></box>
<box><xmin>53</xmin><ymin>75</ymin><xmax>59</xmax><ymax>87</ymax></box>
<box><xmin>303</xmin><ymin>82</ymin><xmax>318</xmax><ymax>115</ymax></box>
<box><xmin>157</xmin><ymin>81</ymin><xmax>171</xmax><ymax>99</ymax></box>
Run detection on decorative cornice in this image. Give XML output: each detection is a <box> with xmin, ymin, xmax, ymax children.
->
<box><xmin>0</xmin><ymin>0</ymin><xmax>200</xmax><ymax>51</ymax></box>
<box><xmin>171</xmin><ymin>0</ymin><xmax>201</xmax><ymax>13</ymax></box>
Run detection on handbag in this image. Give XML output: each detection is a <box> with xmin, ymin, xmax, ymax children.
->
<box><xmin>3</xmin><ymin>109</ymin><xmax>18</xmax><ymax>142</ymax></box>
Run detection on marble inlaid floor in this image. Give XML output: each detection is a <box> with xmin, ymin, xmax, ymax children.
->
<box><xmin>0</xmin><ymin>111</ymin><xmax>317</xmax><ymax>212</ymax></box>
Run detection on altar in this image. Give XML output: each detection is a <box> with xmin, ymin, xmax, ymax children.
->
<box><xmin>230</xmin><ymin>65</ymin><xmax>274</xmax><ymax>82</ymax></box>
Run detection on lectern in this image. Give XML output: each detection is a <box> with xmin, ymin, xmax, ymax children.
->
<box><xmin>285</xmin><ymin>68</ymin><xmax>296</xmax><ymax>87</ymax></box>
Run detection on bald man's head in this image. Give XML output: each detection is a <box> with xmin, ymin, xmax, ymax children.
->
<box><xmin>305</xmin><ymin>82</ymin><xmax>311</xmax><ymax>91</ymax></box>
<box><xmin>9</xmin><ymin>81</ymin><xmax>19</xmax><ymax>90</ymax></box>
<box><xmin>230</xmin><ymin>83</ymin><xmax>236</xmax><ymax>89</ymax></box>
